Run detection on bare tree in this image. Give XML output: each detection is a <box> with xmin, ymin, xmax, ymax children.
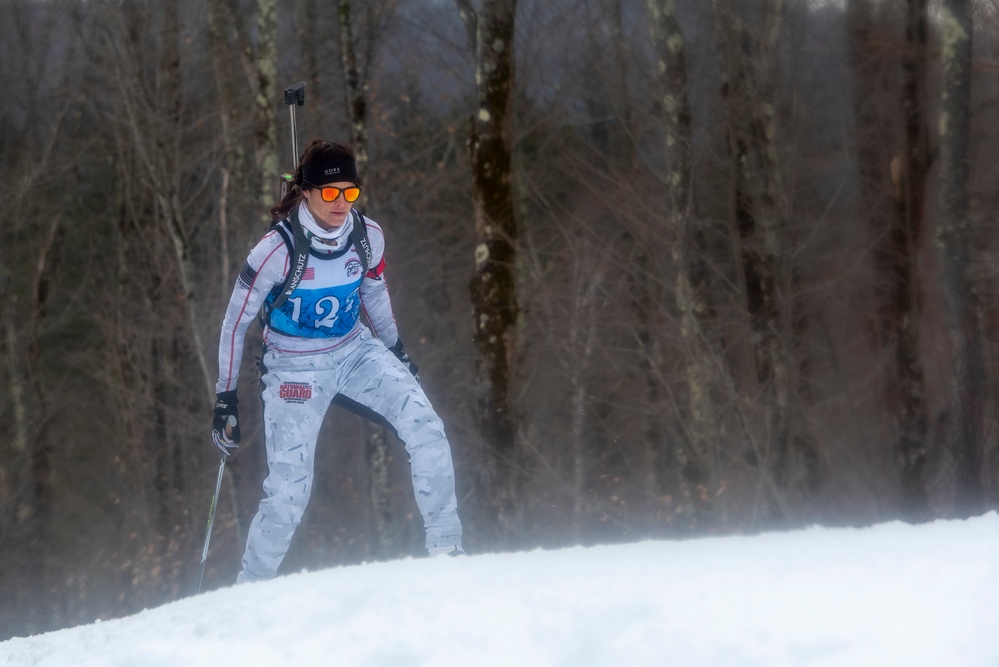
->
<box><xmin>936</xmin><ymin>0</ymin><xmax>984</xmax><ymax>517</ymax></box>
<box><xmin>847</xmin><ymin>0</ymin><xmax>899</xmax><ymax>355</ymax></box>
<box><xmin>338</xmin><ymin>0</ymin><xmax>375</xmax><ymax>179</ymax></box>
<box><xmin>712</xmin><ymin>0</ymin><xmax>798</xmax><ymax>523</ymax></box>
<box><xmin>86</xmin><ymin>0</ymin><xmax>240</xmax><ymax>601</ymax></box>
<box><xmin>647</xmin><ymin>0</ymin><xmax>719</xmax><ymax>527</ymax></box>
<box><xmin>207</xmin><ymin>0</ymin><xmax>255</xmax><ymax>277</ymax></box>
<box><xmin>846</xmin><ymin>0</ymin><xmax>932</xmax><ymax>521</ymax></box>
<box><xmin>883</xmin><ymin>0</ymin><xmax>933</xmax><ymax>520</ymax></box>
<box><xmin>101</xmin><ymin>0</ymin><xmax>215</xmax><ymax>402</ymax></box>
<box><xmin>253</xmin><ymin>0</ymin><xmax>280</xmax><ymax>218</ymax></box>
<box><xmin>0</xmin><ymin>0</ymin><xmax>92</xmax><ymax>635</ymax></box>
<box><xmin>455</xmin><ymin>0</ymin><xmax>520</xmax><ymax>537</ymax></box>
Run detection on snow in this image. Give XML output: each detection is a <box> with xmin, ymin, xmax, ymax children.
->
<box><xmin>2</xmin><ymin>514</ymin><xmax>997</xmax><ymax>667</ymax></box>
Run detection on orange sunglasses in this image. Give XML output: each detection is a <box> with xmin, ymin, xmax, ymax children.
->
<box><xmin>304</xmin><ymin>180</ymin><xmax>362</xmax><ymax>203</ymax></box>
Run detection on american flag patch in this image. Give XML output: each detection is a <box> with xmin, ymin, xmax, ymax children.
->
<box><xmin>237</xmin><ymin>261</ymin><xmax>257</xmax><ymax>289</ymax></box>
<box><xmin>302</xmin><ymin>267</ymin><xmax>315</xmax><ymax>280</ymax></box>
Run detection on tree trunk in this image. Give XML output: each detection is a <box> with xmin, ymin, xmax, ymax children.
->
<box><xmin>0</xmin><ymin>203</ymin><xmax>61</xmax><ymax>636</ymax></box>
<box><xmin>364</xmin><ymin>426</ymin><xmax>395</xmax><ymax>556</ymax></box>
<box><xmin>847</xmin><ymin>0</ymin><xmax>897</xmax><ymax>353</ymax></box>
<box><xmin>846</xmin><ymin>0</ymin><xmax>932</xmax><ymax>522</ymax></box>
<box><xmin>712</xmin><ymin>0</ymin><xmax>797</xmax><ymax>524</ymax></box>
<box><xmin>648</xmin><ymin>0</ymin><xmax>717</xmax><ymax>529</ymax></box>
<box><xmin>253</xmin><ymin>0</ymin><xmax>280</xmax><ymax>220</ymax></box>
<box><xmin>886</xmin><ymin>0</ymin><xmax>932</xmax><ymax>521</ymax></box>
<box><xmin>567</xmin><ymin>257</ymin><xmax>604</xmax><ymax>541</ymax></box>
<box><xmin>338</xmin><ymin>0</ymin><xmax>371</xmax><ymax>181</ymax></box>
<box><xmin>456</xmin><ymin>0</ymin><xmax>520</xmax><ymax>538</ymax></box>
<box><xmin>936</xmin><ymin>0</ymin><xmax>984</xmax><ymax>517</ymax></box>
<box><xmin>208</xmin><ymin>0</ymin><xmax>252</xmax><ymax>278</ymax></box>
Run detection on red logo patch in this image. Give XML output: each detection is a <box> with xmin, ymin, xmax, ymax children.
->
<box><xmin>279</xmin><ymin>382</ymin><xmax>313</xmax><ymax>402</ymax></box>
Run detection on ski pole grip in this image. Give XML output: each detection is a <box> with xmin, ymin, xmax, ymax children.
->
<box><xmin>284</xmin><ymin>81</ymin><xmax>306</xmax><ymax>106</ymax></box>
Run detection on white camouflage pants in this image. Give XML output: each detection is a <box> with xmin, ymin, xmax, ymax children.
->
<box><xmin>237</xmin><ymin>328</ymin><xmax>462</xmax><ymax>582</ymax></box>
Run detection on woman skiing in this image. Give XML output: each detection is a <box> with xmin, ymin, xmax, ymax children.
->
<box><xmin>212</xmin><ymin>139</ymin><xmax>464</xmax><ymax>582</ymax></box>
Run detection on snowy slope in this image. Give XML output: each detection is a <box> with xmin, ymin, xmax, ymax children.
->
<box><xmin>2</xmin><ymin>513</ymin><xmax>997</xmax><ymax>667</ymax></box>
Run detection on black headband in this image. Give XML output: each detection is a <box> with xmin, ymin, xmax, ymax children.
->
<box><xmin>302</xmin><ymin>157</ymin><xmax>358</xmax><ymax>186</ymax></box>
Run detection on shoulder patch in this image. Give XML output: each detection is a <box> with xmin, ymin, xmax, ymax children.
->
<box><xmin>365</xmin><ymin>256</ymin><xmax>386</xmax><ymax>280</ymax></box>
<box><xmin>237</xmin><ymin>261</ymin><xmax>257</xmax><ymax>289</ymax></box>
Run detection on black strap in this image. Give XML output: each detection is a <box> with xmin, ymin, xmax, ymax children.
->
<box><xmin>264</xmin><ymin>208</ymin><xmax>372</xmax><ymax>320</ymax></box>
<box><xmin>348</xmin><ymin>209</ymin><xmax>372</xmax><ymax>276</ymax></box>
<box><xmin>270</xmin><ymin>207</ymin><xmax>310</xmax><ymax>313</ymax></box>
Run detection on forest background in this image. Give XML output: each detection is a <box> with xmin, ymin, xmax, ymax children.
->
<box><xmin>1</xmin><ymin>0</ymin><xmax>996</xmax><ymax>641</ymax></box>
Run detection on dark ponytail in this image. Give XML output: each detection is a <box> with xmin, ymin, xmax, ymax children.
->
<box><xmin>268</xmin><ymin>139</ymin><xmax>357</xmax><ymax>221</ymax></box>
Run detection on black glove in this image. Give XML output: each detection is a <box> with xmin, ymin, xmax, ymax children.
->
<box><xmin>211</xmin><ymin>390</ymin><xmax>240</xmax><ymax>456</ymax></box>
<box><xmin>388</xmin><ymin>339</ymin><xmax>420</xmax><ymax>384</ymax></box>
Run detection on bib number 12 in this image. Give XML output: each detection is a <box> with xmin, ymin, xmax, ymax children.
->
<box><xmin>289</xmin><ymin>296</ymin><xmax>340</xmax><ymax>329</ymax></box>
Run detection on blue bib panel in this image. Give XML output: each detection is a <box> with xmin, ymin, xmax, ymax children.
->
<box><xmin>267</xmin><ymin>243</ymin><xmax>366</xmax><ymax>339</ymax></box>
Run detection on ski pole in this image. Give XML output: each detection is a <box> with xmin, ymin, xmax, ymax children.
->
<box><xmin>195</xmin><ymin>454</ymin><xmax>227</xmax><ymax>594</ymax></box>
